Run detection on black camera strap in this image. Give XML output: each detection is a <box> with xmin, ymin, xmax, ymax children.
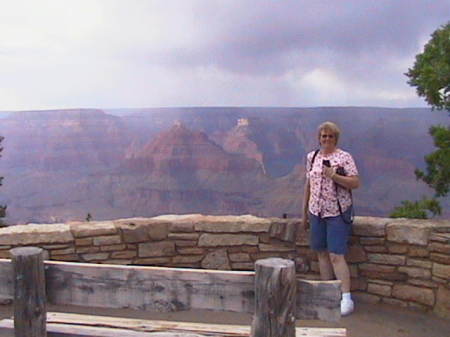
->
<box><xmin>334</xmin><ymin>183</ymin><xmax>354</xmax><ymax>224</ymax></box>
<box><xmin>309</xmin><ymin>149</ymin><xmax>320</xmax><ymax>168</ymax></box>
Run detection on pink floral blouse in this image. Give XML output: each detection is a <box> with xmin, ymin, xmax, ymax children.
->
<box><xmin>306</xmin><ymin>148</ymin><xmax>358</xmax><ymax>218</ymax></box>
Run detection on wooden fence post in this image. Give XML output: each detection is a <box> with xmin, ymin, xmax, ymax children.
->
<box><xmin>250</xmin><ymin>258</ymin><xmax>296</xmax><ymax>337</ymax></box>
<box><xmin>10</xmin><ymin>247</ymin><xmax>47</xmax><ymax>337</ymax></box>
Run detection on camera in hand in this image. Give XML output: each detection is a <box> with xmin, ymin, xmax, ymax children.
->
<box><xmin>336</xmin><ymin>166</ymin><xmax>346</xmax><ymax>176</ymax></box>
<box><xmin>323</xmin><ymin>160</ymin><xmax>346</xmax><ymax>176</ymax></box>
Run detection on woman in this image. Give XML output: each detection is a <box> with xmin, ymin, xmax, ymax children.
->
<box><xmin>302</xmin><ymin>121</ymin><xmax>360</xmax><ymax>316</ymax></box>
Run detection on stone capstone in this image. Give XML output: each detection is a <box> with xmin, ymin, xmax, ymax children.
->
<box><xmin>147</xmin><ymin>222</ymin><xmax>170</xmax><ymax>240</ymax></box>
<box><xmin>352</xmin><ymin>217</ymin><xmax>389</xmax><ymax>236</ymax></box>
<box><xmin>193</xmin><ymin>215</ymin><xmax>271</xmax><ymax>233</ymax></box>
<box><xmin>115</xmin><ymin>219</ymin><xmax>169</xmax><ymax>242</ymax></box>
<box><xmin>118</xmin><ymin>224</ymin><xmax>150</xmax><ymax>243</ymax></box>
<box><xmin>169</xmin><ymin>222</ymin><xmax>195</xmax><ymax>232</ymax></box>
<box><xmin>0</xmin><ymin>224</ymin><xmax>73</xmax><ymax>245</ymax></box>
<box><xmin>70</xmin><ymin>221</ymin><xmax>117</xmax><ymax>238</ymax></box>
<box><xmin>201</xmin><ymin>249</ymin><xmax>231</xmax><ymax>270</ymax></box>
<box><xmin>387</xmin><ymin>220</ymin><xmax>436</xmax><ymax>246</ymax></box>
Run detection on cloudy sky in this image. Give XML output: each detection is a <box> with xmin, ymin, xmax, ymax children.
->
<box><xmin>0</xmin><ymin>0</ymin><xmax>448</xmax><ymax>110</ymax></box>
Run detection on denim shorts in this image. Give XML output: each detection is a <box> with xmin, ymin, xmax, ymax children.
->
<box><xmin>309</xmin><ymin>207</ymin><xmax>352</xmax><ymax>255</ymax></box>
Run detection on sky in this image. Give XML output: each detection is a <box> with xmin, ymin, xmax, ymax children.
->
<box><xmin>0</xmin><ymin>0</ymin><xmax>449</xmax><ymax>111</ymax></box>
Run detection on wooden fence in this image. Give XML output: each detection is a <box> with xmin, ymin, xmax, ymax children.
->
<box><xmin>0</xmin><ymin>247</ymin><xmax>345</xmax><ymax>337</ymax></box>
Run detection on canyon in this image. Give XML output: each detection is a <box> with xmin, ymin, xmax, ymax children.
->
<box><xmin>0</xmin><ymin>107</ymin><xmax>447</xmax><ymax>224</ymax></box>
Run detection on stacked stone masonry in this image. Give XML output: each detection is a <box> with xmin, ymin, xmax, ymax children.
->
<box><xmin>0</xmin><ymin>214</ymin><xmax>448</xmax><ymax>319</ymax></box>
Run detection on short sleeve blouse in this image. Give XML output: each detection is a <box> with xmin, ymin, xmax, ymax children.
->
<box><xmin>306</xmin><ymin>148</ymin><xmax>358</xmax><ymax>217</ymax></box>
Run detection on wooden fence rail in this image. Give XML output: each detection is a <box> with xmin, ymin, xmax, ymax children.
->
<box><xmin>0</xmin><ymin>247</ymin><xmax>345</xmax><ymax>337</ymax></box>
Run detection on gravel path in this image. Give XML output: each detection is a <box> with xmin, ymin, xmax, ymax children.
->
<box><xmin>0</xmin><ymin>302</ymin><xmax>449</xmax><ymax>337</ymax></box>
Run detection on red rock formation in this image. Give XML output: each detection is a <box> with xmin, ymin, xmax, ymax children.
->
<box><xmin>125</xmin><ymin>122</ymin><xmax>262</xmax><ymax>174</ymax></box>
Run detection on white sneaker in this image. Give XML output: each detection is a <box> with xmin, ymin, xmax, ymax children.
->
<box><xmin>341</xmin><ymin>298</ymin><xmax>354</xmax><ymax>316</ymax></box>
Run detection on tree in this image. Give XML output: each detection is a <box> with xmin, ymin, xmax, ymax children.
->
<box><xmin>415</xmin><ymin>125</ymin><xmax>450</xmax><ymax>197</ymax></box>
<box><xmin>0</xmin><ymin>136</ymin><xmax>6</xmax><ymax>225</ymax></box>
<box><xmin>391</xmin><ymin>22</ymin><xmax>450</xmax><ymax>219</ymax></box>
<box><xmin>405</xmin><ymin>22</ymin><xmax>449</xmax><ymax>111</ymax></box>
<box><xmin>390</xmin><ymin>198</ymin><xmax>441</xmax><ymax>219</ymax></box>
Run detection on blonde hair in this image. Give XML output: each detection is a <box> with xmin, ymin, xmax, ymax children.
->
<box><xmin>318</xmin><ymin>121</ymin><xmax>341</xmax><ymax>145</ymax></box>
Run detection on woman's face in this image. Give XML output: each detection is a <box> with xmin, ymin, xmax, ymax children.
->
<box><xmin>319</xmin><ymin>129</ymin><xmax>337</xmax><ymax>151</ymax></box>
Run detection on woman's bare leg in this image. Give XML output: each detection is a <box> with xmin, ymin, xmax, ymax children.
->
<box><xmin>317</xmin><ymin>251</ymin><xmax>335</xmax><ymax>280</ymax></box>
<box><xmin>329</xmin><ymin>253</ymin><xmax>351</xmax><ymax>292</ymax></box>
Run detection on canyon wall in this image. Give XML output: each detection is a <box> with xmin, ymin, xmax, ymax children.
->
<box><xmin>0</xmin><ymin>215</ymin><xmax>449</xmax><ymax>319</ymax></box>
<box><xmin>1</xmin><ymin>107</ymin><xmax>449</xmax><ymax>223</ymax></box>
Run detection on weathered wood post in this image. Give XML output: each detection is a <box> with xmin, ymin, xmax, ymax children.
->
<box><xmin>250</xmin><ymin>258</ymin><xmax>296</xmax><ymax>337</ymax></box>
<box><xmin>10</xmin><ymin>247</ymin><xmax>47</xmax><ymax>337</ymax></box>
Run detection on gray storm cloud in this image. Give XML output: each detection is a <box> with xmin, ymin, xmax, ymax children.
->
<box><xmin>155</xmin><ymin>0</ymin><xmax>449</xmax><ymax>75</ymax></box>
<box><xmin>0</xmin><ymin>0</ymin><xmax>448</xmax><ymax>109</ymax></box>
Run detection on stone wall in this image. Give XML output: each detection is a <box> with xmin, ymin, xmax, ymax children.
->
<box><xmin>0</xmin><ymin>214</ymin><xmax>448</xmax><ymax>319</ymax></box>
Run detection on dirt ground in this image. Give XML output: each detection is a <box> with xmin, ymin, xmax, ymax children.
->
<box><xmin>0</xmin><ymin>301</ymin><xmax>449</xmax><ymax>337</ymax></box>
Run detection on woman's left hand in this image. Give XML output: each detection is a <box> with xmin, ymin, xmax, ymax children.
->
<box><xmin>323</xmin><ymin>166</ymin><xmax>336</xmax><ymax>179</ymax></box>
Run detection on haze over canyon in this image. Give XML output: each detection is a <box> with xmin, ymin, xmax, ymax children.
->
<box><xmin>0</xmin><ymin>107</ymin><xmax>447</xmax><ymax>224</ymax></box>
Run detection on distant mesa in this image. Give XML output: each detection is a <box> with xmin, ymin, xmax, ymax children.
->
<box><xmin>0</xmin><ymin>108</ymin><xmax>128</xmax><ymax>171</ymax></box>
<box><xmin>123</xmin><ymin>122</ymin><xmax>264</xmax><ymax>174</ymax></box>
<box><xmin>222</xmin><ymin>118</ymin><xmax>266</xmax><ymax>174</ymax></box>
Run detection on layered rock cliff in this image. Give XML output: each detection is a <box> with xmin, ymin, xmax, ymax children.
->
<box><xmin>0</xmin><ymin>107</ymin><xmax>448</xmax><ymax>223</ymax></box>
